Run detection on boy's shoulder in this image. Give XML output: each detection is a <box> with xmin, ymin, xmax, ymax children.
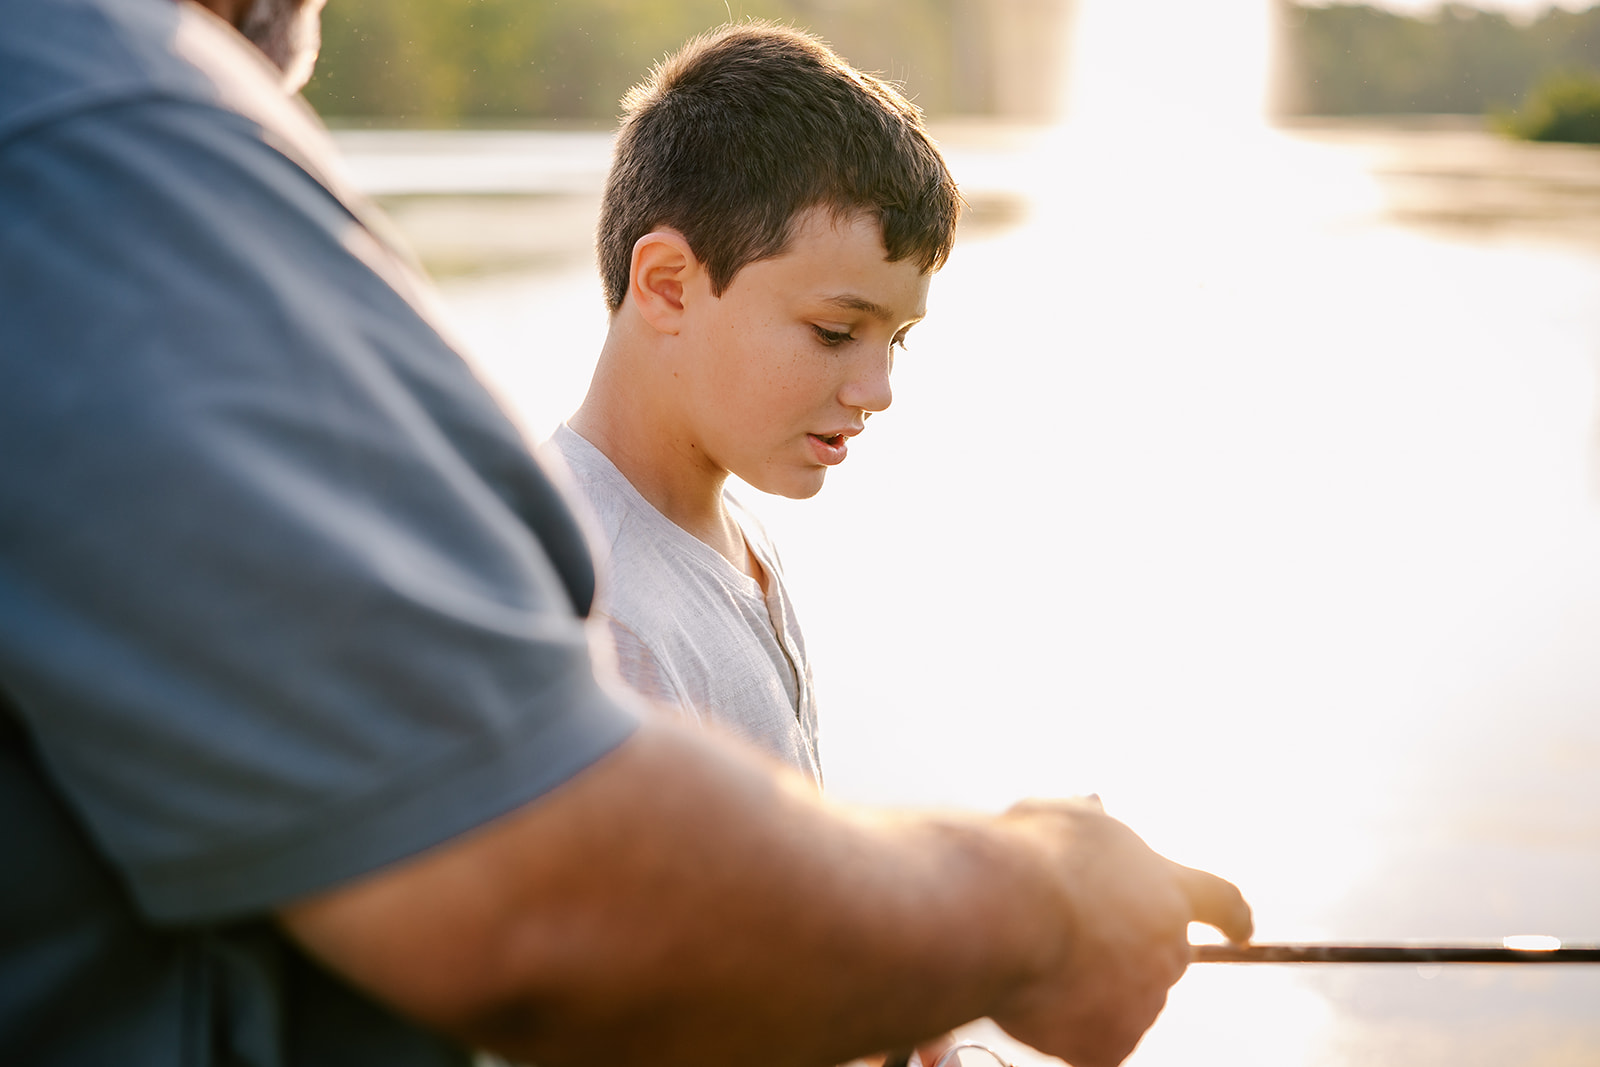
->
<box><xmin>542</xmin><ymin>425</ymin><xmax>668</xmax><ymax>569</ymax></box>
<box><xmin>540</xmin><ymin>423</ymin><xmax>638</xmax><ymax>536</ymax></box>
<box><xmin>543</xmin><ymin>425</ymin><xmax>790</xmax><ymax>608</ymax></box>
<box><xmin>542</xmin><ymin>423</ymin><xmax>768</xmax><ymax>586</ymax></box>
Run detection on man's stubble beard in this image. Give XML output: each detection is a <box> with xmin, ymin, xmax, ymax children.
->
<box><xmin>237</xmin><ymin>0</ymin><xmax>326</xmax><ymax>92</ymax></box>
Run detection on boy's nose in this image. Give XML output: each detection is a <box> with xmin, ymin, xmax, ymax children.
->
<box><xmin>840</xmin><ymin>350</ymin><xmax>893</xmax><ymax>413</ymax></box>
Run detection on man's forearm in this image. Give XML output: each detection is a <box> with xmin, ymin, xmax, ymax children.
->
<box><xmin>283</xmin><ymin>717</ymin><xmax>1054</xmax><ymax>1065</ymax></box>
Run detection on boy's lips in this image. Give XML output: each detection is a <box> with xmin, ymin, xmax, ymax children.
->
<box><xmin>807</xmin><ymin>429</ymin><xmax>857</xmax><ymax>466</ymax></box>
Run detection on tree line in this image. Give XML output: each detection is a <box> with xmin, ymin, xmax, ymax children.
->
<box><xmin>1276</xmin><ymin>1</ymin><xmax>1600</xmax><ymax>116</ymax></box>
<box><xmin>303</xmin><ymin>0</ymin><xmax>1005</xmax><ymax>124</ymax></box>
<box><xmin>301</xmin><ymin>0</ymin><xmax>1600</xmax><ymax>124</ymax></box>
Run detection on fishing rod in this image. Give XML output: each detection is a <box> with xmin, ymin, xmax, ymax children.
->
<box><xmin>876</xmin><ymin>940</ymin><xmax>1600</xmax><ymax>1067</ymax></box>
<box><xmin>880</xmin><ymin>938</ymin><xmax>1599</xmax><ymax>1067</ymax></box>
<box><xmin>1193</xmin><ymin>938</ymin><xmax>1600</xmax><ymax>964</ymax></box>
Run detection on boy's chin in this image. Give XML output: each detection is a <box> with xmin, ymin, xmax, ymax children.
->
<box><xmin>749</xmin><ymin>469</ymin><xmax>828</xmax><ymax>500</ymax></box>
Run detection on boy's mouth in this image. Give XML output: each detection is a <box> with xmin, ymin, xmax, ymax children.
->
<box><xmin>807</xmin><ymin>431</ymin><xmax>851</xmax><ymax>466</ymax></box>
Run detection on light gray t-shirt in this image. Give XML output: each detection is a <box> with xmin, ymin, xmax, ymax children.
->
<box><xmin>545</xmin><ymin>425</ymin><xmax>821</xmax><ymax>784</ymax></box>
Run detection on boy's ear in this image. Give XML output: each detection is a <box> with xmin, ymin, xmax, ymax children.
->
<box><xmin>629</xmin><ymin>230</ymin><xmax>699</xmax><ymax>336</ymax></box>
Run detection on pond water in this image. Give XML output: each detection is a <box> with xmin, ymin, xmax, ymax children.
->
<box><xmin>339</xmin><ymin>118</ymin><xmax>1600</xmax><ymax>1067</ymax></box>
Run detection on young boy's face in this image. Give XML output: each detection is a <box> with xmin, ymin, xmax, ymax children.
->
<box><xmin>677</xmin><ymin>206</ymin><xmax>931</xmax><ymax>500</ymax></box>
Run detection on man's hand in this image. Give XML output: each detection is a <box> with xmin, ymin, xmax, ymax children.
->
<box><xmin>989</xmin><ymin>799</ymin><xmax>1252</xmax><ymax>1067</ymax></box>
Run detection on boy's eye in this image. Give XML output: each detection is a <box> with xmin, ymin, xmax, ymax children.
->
<box><xmin>892</xmin><ymin>329</ymin><xmax>912</xmax><ymax>351</ymax></box>
<box><xmin>812</xmin><ymin>325</ymin><xmax>854</xmax><ymax>347</ymax></box>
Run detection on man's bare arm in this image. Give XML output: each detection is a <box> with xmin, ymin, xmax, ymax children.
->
<box><xmin>280</xmin><ymin>717</ymin><xmax>1250</xmax><ymax>1067</ymax></box>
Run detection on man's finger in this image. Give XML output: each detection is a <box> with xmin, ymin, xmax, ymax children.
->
<box><xmin>1173</xmin><ymin>864</ymin><xmax>1254</xmax><ymax>944</ymax></box>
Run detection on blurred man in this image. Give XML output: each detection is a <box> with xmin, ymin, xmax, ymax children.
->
<box><xmin>0</xmin><ymin>2</ymin><xmax>1251</xmax><ymax>1065</ymax></box>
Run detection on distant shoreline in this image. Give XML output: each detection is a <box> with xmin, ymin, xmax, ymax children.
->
<box><xmin>339</xmin><ymin>119</ymin><xmax>1600</xmax><ymax>279</ymax></box>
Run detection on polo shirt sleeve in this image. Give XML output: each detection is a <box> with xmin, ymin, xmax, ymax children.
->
<box><xmin>0</xmin><ymin>96</ymin><xmax>638</xmax><ymax>925</ymax></box>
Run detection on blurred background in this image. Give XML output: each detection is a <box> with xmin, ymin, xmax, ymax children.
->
<box><xmin>307</xmin><ymin>2</ymin><xmax>1600</xmax><ymax>1064</ymax></box>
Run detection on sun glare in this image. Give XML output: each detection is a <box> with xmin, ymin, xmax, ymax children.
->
<box><xmin>1503</xmin><ymin>934</ymin><xmax>1563</xmax><ymax>951</ymax></box>
<box><xmin>1063</xmin><ymin>0</ymin><xmax>1274</xmax><ymax>129</ymax></box>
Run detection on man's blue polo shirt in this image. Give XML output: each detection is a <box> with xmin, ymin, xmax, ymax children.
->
<box><xmin>0</xmin><ymin>1</ymin><xmax>638</xmax><ymax>1063</ymax></box>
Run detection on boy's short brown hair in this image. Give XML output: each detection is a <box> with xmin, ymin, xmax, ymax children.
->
<box><xmin>597</xmin><ymin>21</ymin><xmax>961</xmax><ymax>311</ymax></box>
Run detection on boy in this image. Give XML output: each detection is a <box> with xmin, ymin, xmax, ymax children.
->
<box><xmin>544</xmin><ymin>22</ymin><xmax>959</xmax><ymax>785</ymax></box>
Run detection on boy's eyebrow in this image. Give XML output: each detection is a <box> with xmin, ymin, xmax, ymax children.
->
<box><xmin>820</xmin><ymin>294</ymin><xmax>924</xmax><ymax>322</ymax></box>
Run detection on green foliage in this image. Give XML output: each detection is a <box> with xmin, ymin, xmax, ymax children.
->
<box><xmin>304</xmin><ymin>0</ymin><xmax>987</xmax><ymax>125</ymax></box>
<box><xmin>1276</xmin><ymin>1</ymin><xmax>1600</xmax><ymax>117</ymax></box>
<box><xmin>305</xmin><ymin>0</ymin><xmax>1600</xmax><ymax>125</ymax></box>
<box><xmin>1496</xmin><ymin>70</ymin><xmax>1600</xmax><ymax>143</ymax></box>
